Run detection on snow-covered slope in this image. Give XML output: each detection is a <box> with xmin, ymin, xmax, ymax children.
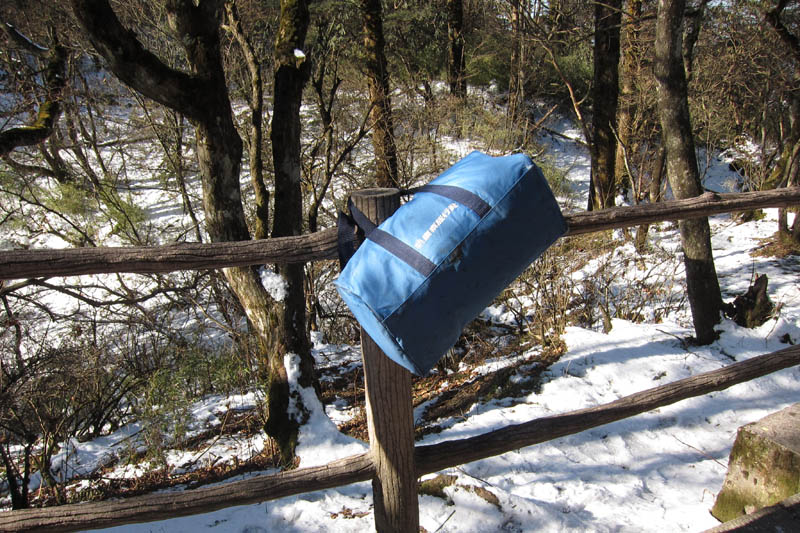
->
<box><xmin>50</xmin><ymin>119</ymin><xmax>800</xmax><ymax>532</ymax></box>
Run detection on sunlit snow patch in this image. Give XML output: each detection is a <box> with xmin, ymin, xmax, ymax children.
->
<box><xmin>285</xmin><ymin>353</ymin><xmax>367</xmax><ymax>467</ymax></box>
<box><xmin>260</xmin><ymin>268</ymin><xmax>287</xmax><ymax>301</ymax></box>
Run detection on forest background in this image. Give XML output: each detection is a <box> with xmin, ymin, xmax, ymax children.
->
<box><xmin>0</xmin><ymin>0</ymin><xmax>799</xmax><ymax>521</ymax></box>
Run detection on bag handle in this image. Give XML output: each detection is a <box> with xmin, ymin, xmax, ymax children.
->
<box><xmin>417</xmin><ymin>184</ymin><xmax>490</xmax><ymax>217</ymax></box>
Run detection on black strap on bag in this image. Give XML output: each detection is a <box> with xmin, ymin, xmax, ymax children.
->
<box><xmin>336</xmin><ymin>184</ymin><xmax>489</xmax><ymax>273</ymax></box>
<box><xmin>337</xmin><ymin>199</ymin><xmax>376</xmax><ymax>270</ymax></box>
<box><xmin>338</xmin><ymin>197</ymin><xmax>437</xmax><ymax>277</ymax></box>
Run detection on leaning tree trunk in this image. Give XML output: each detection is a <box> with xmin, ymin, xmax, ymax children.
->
<box><xmin>654</xmin><ymin>0</ymin><xmax>723</xmax><ymax>344</ymax></box>
<box><xmin>589</xmin><ymin>0</ymin><xmax>622</xmax><ymax>211</ymax></box>
<box><xmin>270</xmin><ymin>0</ymin><xmax>315</xmax><ymax>402</ymax></box>
<box><xmin>361</xmin><ymin>0</ymin><xmax>399</xmax><ymax>188</ymax></box>
<box><xmin>70</xmin><ymin>0</ymin><xmax>303</xmax><ymax>462</ymax></box>
<box><xmin>0</xmin><ymin>29</ymin><xmax>66</xmax><ymax>157</ymax></box>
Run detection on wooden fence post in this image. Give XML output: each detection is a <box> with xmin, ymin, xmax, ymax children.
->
<box><xmin>350</xmin><ymin>188</ymin><xmax>419</xmax><ymax>533</ymax></box>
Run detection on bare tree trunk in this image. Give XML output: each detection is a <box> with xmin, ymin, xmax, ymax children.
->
<box><xmin>307</xmin><ymin>70</ymin><xmax>337</xmax><ymax>234</ymax></box>
<box><xmin>589</xmin><ymin>0</ymin><xmax>622</xmax><ymax>211</ymax></box>
<box><xmin>774</xmin><ymin>134</ymin><xmax>800</xmax><ymax>241</ymax></box>
<box><xmin>682</xmin><ymin>0</ymin><xmax>709</xmax><ymax>83</ymax></box>
<box><xmin>635</xmin><ymin>145</ymin><xmax>666</xmax><ymax>252</ymax></box>
<box><xmin>1</xmin><ymin>442</ymin><xmax>32</xmax><ymax>510</ymax></box>
<box><xmin>171</xmin><ymin>113</ymin><xmax>204</xmax><ymax>243</ymax></box>
<box><xmin>508</xmin><ymin>0</ymin><xmax>525</xmax><ymax>123</ymax></box>
<box><xmin>225</xmin><ymin>0</ymin><xmax>269</xmax><ymax>241</ymax></box>
<box><xmin>655</xmin><ymin>0</ymin><xmax>722</xmax><ymax>344</ymax></box>
<box><xmin>765</xmin><ymin>0</ymin><xmax>800</xmax><ymax>243</ymax></box>
<box><xmin>615</xmin><ymin>0</ymin><xmax>643</xmax><ymax>196</ymax></box>
<box><xmin>447</xmin><ymin>0</ymin><xmax>467</xmax><ymax>99</ymax></box>
<box><xmin>271</xmin><ymin>0</ymin><xmax>315</xmax><ymax>399</ymax></box>
<box><xmin>361</xmin><ymin>0</ymin><xmax>399</xmax><ymax>188</ymax></box>
<box><xmin>70</xmin><ymin>0</ymin><xmax>302</xmax><ymax>461</ymax></box>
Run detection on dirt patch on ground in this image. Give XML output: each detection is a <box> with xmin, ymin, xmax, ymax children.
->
<box><xmin>327</xmin><ymin>328</ymin><xmax>566</xmax><ymax>442</ymax></box>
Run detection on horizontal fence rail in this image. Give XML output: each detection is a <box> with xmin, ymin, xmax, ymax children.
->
<box><xmin>3</xmin><ymin>344</ymin><xmax>798</xmax><ymax>532</ymax></box>
<box><xmin>0</xmin><ymin>187</ymin><xmax>798</xmax><ymax>281</ymax></box>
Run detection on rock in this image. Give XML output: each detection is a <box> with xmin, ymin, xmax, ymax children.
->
<box><xmin>711</xmin><ymin>403</ymin><xmax>800</xmax><ymax>523</ymax></box>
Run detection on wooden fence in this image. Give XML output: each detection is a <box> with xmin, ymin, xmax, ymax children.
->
<box><xmin>0</xmin><ymin>187</ymin><xmax>799</xmax><ymax>532</ymax></box>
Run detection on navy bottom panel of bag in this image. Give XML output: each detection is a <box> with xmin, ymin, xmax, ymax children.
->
<box><xmin>382</xmin><ymin>165</ymin><xmax>566</xmax><ymax>375</ymax></box>
<box><xmin>337</xmin><ymin>278</ymin><xmax>426</xmax><ymax>375</ymax></box>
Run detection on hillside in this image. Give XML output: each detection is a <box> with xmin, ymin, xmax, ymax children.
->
<box><xmin>3</xmin><ymin>114</ymin><xmax>797</xmax><ymax>532</ymax></box>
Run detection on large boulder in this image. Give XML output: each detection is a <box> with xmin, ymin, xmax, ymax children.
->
<box><xmin>711</xmin><ymin>403</ymin><xmax>800</xmax><ymax>522</ymax></box>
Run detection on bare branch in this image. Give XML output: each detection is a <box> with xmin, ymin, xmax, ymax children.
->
<box><xmin>1</xmin><ymin>22</ymin><xmax>49</xmax><ymax>54</ymax></box>
<box><xmin>69</xmin><ymin>0</ymin><xmax>211</xmax><ymax>122</ymax></box>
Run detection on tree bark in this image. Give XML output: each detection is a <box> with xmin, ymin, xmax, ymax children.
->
<box><xmin>0</xmin><ymin>32</ymin><xmax>66</xmax><ymax>157</ymax></box>
<box><xmin>682</xmin><ymin>0</ymin><xmax>709</xmax><ymax>83</ymax></box>
<box><xmin>360</xmin><ymin>0</ymin><xmax>399</xmax><ymax>187</ymax></box>
<box><xmin>764</xmin><ymin>0</ymin><xmax>800</xmax><ymax>243</ymax></box>
<box><xmin>0</xmin><ymin>444</ymin><xmax>31</xmax><ymax>510</ymax></box>
<box><xmin>635</xmin><ymin>144</ymin><xmax>666</xmax><ymax>252</ymax></box>
<box><xmin>589</xmin><ymin>0</ymin><xmax>622</xmax><ymax>211</ymax></box>
<box><xmin>271</xmin><ymin>0</ymin><xmax>315</xmax><ymax>398</ymax></box>
<box><xmin>447</xmin><ymin>0</ymin><xmax>467</xmax><ymax>99</ymax></box>
<box><xmin>654</xmin><ymin>0</ymin><xmax>723</xmax><ymax>344</ymax></box>
<box><xmin>224</xmin><ymin>0</ymin><xmax>269</xmax><ymax>241</ymax></box>
<box><xmin>615</xmin><ymin>0</ymin><xmax>643</xmax><ymax>196</ymax></box>
<box><xmin>508</xmin><ymin>0</ymin><xmax>525</xmax><ymax>123</ymax></box>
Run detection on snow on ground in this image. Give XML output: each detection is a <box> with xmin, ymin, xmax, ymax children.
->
<box><xmin>33</xmin><ymin>391</ymin><xmax>269</xmax><ymax>495</ymax></box>
<box><xmin>67</xmin><ymin>118</ymin><xmax>800</xmax><ymax>532</ymax></box>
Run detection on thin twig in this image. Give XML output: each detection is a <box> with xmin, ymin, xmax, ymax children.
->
<box><xmin>672</xmin><ymin>435</ymin><xmax>727</xmax><ymax>469</ymax></box>
<box><xmin>433</xmin><ymin>509</ymin><xmax>457</xmax><ymax>533</ymax></box>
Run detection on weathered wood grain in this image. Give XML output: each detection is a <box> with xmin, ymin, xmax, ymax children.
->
<box><xmin>353</xmin><ymin>188</ymin><xmax>419</xmax><ymax>533</ymax></box>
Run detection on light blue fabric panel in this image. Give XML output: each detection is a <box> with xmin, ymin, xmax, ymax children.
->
<box><xmin>431</xmin><ymin>151</ymin><xmax>532</xmax><ymax>204</ymax></box>
<box><xmin>338</xmin><ymin>238</ymin><xmax>425</xmax><ymax>319</ymax></box>
<box><xmin>384</xmin><ymin>193</ymin><xmax>480</xmax><ymax>266</ymax></box>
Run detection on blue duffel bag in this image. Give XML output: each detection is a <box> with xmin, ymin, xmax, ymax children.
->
<box><xmin>335</xmin><ymin>151</ymin><xmax>567</xmax><ymax>376</ymax></box>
